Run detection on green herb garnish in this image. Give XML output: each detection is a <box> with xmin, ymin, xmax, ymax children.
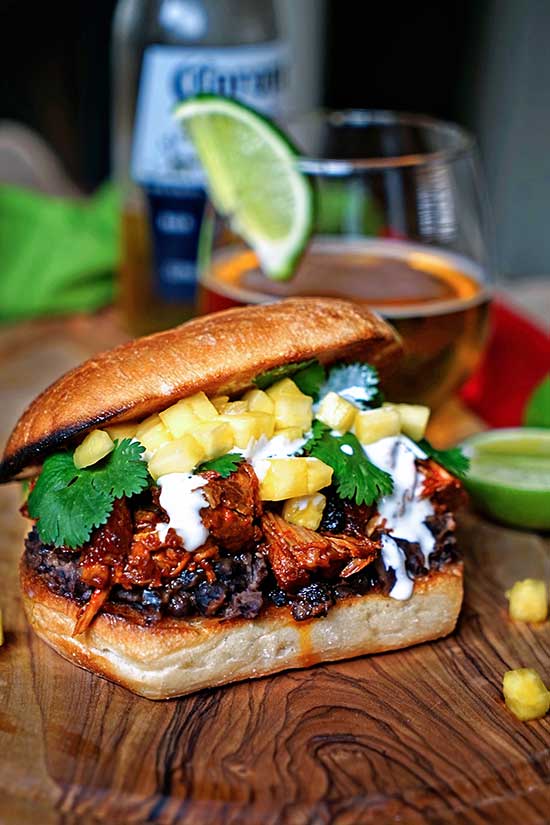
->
<box><xmin>417</xmin><ymin>438</ymin><xmax>470</xmax><ymax>479</ymax></box>
<box><xmin>302</xmin><ymin>421</ymin><xmax>393</xmax><ymax>506</ymax></box>
<box><xmin>198</xmin><ymin>453</ymin><xmax>245</xmax><ymax>478</ymax></box>
<box><xmin>292</xmin><ymin>360</ymin><xmax>326</xmax><ymax>399</ymax></box>
<box><xmin>298</xmin><ymin>419</ymin><xmax>329</xmax><ymax>455</ymax></box>
<box><xmin>319</xmin><ymin>362</ymin><xmax>383</xmax><ymax>408</ymax></box>
<box><xmin>28</xmin><ymin>438</ymin><xmax>149</xmax><ymax>549</ymax></box>
<box><xmin>253</xmin><ymin>359</ymin><xmax>317</xmax><ymax>391</ymax></box>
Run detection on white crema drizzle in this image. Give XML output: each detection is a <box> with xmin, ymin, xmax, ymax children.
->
<box><xmin>156</xmin><ymin>473</ymin><xmax>209</xmax><ymax>551</ymax></box>
<box><xmin>363</xmin><ymin>435</ymin><xmax>435</xmax><ymax>568</ymax></box>
<box><xmin>380</xmin><ymin>534</ymin><xmax>414</xmax><ymax>600</ymax></box>
<box><xmin>236</xmin><ymin>432</ymin><xmax>309</xmax><ymax>481</ymax></box>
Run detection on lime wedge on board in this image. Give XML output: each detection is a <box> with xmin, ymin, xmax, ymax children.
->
<box><xmin>174</xmin><ymin>94</ymin><xmax>314</xmax><ymax>280</ymax></box>
<box><xmin>461</xmin><ymin>428</ymin><xmax>550</xmax><ymax>530</ymax></box>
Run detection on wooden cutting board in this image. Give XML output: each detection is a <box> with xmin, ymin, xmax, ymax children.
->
<box><xmin>1</xmin><ymin>312</ymin><xmax>550</xmax><ymax>825</ymax></box>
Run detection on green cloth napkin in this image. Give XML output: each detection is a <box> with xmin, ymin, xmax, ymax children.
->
<box><xmin>0</xmin><ymin>183</ymin><xmax>120</xmax><ymax>323</ymax></box>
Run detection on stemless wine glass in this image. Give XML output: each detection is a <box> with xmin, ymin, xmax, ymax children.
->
<box><xmin>197</xmin><ymin>110</ymin><xmax>493</xmax><ymax>408</ymax></box>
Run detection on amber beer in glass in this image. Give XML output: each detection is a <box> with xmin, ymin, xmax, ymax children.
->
<box><xmin>197</xmin><ymin>111</ymin><xmax>493</xmax><ymax>408</ymax></box>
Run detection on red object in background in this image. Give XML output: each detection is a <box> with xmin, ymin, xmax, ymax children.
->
<box><xmin>460</xmin><ymin>298</ymin><xmax>549</xmax><ymax>427</ymax></box>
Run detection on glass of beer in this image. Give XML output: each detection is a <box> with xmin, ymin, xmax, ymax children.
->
<box><xmin>197</xmin><ymin>110</ymin><xmax>493</xmax><ymax>408</ymax></box>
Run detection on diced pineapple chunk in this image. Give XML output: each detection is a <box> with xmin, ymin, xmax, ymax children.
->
<box><xmin>265</xmin><ymin>378</ymin><xmax>312</xmax><ymax>431</ymax></box>
<box><xmin>506</xmin><ymin>579</ymin><xmax>548</xmax><ymax>623</ymax></box>
<box><xmin>503</xmin><ymin>668</ymin><xmax>550</xmax><ymax>721</ymax></box>
<box><xmin>219</xmin><ymin>412</ymin><xmax>274</xmax><ymax>448</ymax></box>
<box><xmin>316</xmin><ymin>391</ymin><xmax>356</xmax><ymax>432</ymax></box>
<box><xmin>104</xmin><ymin>422</ymin><xmax>137</xmax><ymax>441</ymax></box>
<box><xmin>158</xmin><ymin>402</ymin><xmax>198</xmax><ymax>437</ymax></box>
<box><xmin>385</xmin><ymin>402</ymin><xmax>430</xmax><ymax>441</ymax></box>
<box><xmin>354</xmin><ymin>407</ymin><xmax>400</xmax><ymax>444</ymax></box>
<box><xmin>74</xmin><ymin>430</ymin><xmax>115</xmax><ymax>469</ymax></box>
<box><xmin>265</xmin><ymin>377</ymin><xmax>303</xmax><ymax>400</ymax></box>
<box><xmin>243</xmin><ymin>388</ymin><xmax>275</xmax><ymax>415</ymax></box>
<box><xmin>306</xmin><ymin>457</ymin><xmax>333</xmax><ymax>492</ymax></box>
<box><xmin>185</xmin><ymin>391</ymin><xmax>219</xmax><ymax>420</ymax></box>
<box><xmin>159</xmin><ymin>392</ymin><xmax>218</xmax><ymax>437</ymax></box>
<box><xmin>275</xmin><ymin>395</ymin><xmax>313</xmax><ymax>433</ymax></box>
<box><xmin>251</xmin><ymin>413</ymin><xmax>276</xmax><ymax>441</ymax></box>
<box><xmin>259</xmin><ymin>458</ymin><xmax>308</xmax><ymax>501</ymax></box>
<box><xmin>147</xmin><ymin>434</ymin><xmax>205</xmax><ymax>480</ymax></box>
<box><xmin>259</xmin><ymin>457</ymin><xmax>332</xmax><ymax>500</ymax></box>
<box><xmin>275</xmin><ymin>427</ymin><xmax>304</xmax><ymax>441</ymax></box>
<box><xmin>221</xmin><ymin>400</ymin><xmax>249</xmax><ymax>415</ymax></box>
<box><xmin>135</xmin><ymin>414</ymin><xmax>172</xmax><ymax>452</ymax></box>
<box><xmin>211</xmin><ymin>395</ymin><xmax>229</xmax><ymax>412</ymax></box>
<box><xmin>191</xmin><ymin>420</ymin><xmax>234</xmax><ymax>461</ymax></box>
<box><xmin>273</xmin><ymin>395</ymin><xmax>312</xmax><ymax>432</ymax></box>
<box><xmin>283</xmin><ymin>493</ymin><xmax>326</xmax><ymax>530</ymax></box>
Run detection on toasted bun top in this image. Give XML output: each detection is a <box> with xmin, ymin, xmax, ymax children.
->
<box><xmin>0</xmin><ymin>298</ymin><xmax>401</xmax><ymax>482</ymax></box>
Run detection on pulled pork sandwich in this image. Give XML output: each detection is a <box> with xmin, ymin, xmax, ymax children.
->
<box><xmin>0</xmin><ymin>298</ymin><xmax>467</xmax><ymax>699</ymax></box>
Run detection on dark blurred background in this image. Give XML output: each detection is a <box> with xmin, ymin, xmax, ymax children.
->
<box><xmin>0</xmin><ymin>0</ymin><xmax>483</xmax><ymax>191</ymax></box>
<box><xmin>0</xmin><ymin>1</ymin><xmax>115</xmax><ymax>190</ymax></box>
<box><xmin>1</xmin><ymin>0</ymin><xmax>550</xmax><ymax>276</ymax></box>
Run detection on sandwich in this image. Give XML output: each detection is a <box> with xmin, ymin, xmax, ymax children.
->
<box><xmin>0</xmin><ymin>298</ymin><xmax>465</xmax><ymax>699</ymax></box>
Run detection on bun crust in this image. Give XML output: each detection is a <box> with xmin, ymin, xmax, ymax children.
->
<box><xmin>21</xmin><ymin>558</ymin><xmax>463</xmax><ymax>700</ymax></box>
<box><xmin>0</xmin><ymin>298</ymin><xmax>400</xmax><ymax>482</ymax></box>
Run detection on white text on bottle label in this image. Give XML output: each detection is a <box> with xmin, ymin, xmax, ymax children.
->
<box><xmin>132</xmin><ymin>42</ymin><xmax>288</xmax><ymax>188</ymax></box>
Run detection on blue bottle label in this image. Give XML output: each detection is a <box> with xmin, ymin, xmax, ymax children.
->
<box><xmin>144</xmin><ymin>186</ymin><xmax>206</xmax><ymax>301</ymax></box>
<box><xmin>131</xmin><ymin>42</ymin><xmax>288</xmax><ymax>302</ymax></box>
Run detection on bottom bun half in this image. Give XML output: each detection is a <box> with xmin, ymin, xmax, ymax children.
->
<box><xmin>21</xmin><ymin>559</ymin><xmax>463</xmax><ymax>700</ymax></box>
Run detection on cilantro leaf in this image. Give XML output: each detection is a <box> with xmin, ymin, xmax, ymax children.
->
<box><xmin>298</xmin><ymin>419</ymin><xmax>330</xmax><ymax>455</ymax></box>
<box><xmin>304</xmin><ymin>425</ymin><xmax>393</xmax><ymax>506</ymax></box>
<box><xmin>292</xmin><ymin>361</ymin><xmax>326</xmax><ymax>399</ymax></box>
<box><xmin>198</xmin><ymin>453</ymin><xmax>245</xmax><ymax>478</ymax></box>
<box><xmin>417</xmin><ymin>438</ymin><xmax>470</xmax><ymax>479</ymax></box>
<box><xmin>253</xmin><ymin>359</ymin><xmax>317</xmax><ymax>391</ymax></box>
<box><xmin>27</xmin><ymin>438</ymin><xmax>150</xmax><ymax>549</ymax></box>
<box><xmin>28</xmin><ymin>453</ymin><xmax>113</xmax><ymax>548</ymax></box>
<box><xmin>90</xmin><ymin>438</ymin><xmax>149</xmax><ymax>498</ymax></box>
<box><xmin>319</xmin><ymin>362</ymin><xmax>383</xmax><ymax>408</ymax></box>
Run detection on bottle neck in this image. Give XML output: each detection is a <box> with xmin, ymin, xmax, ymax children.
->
<box><xmin>114</xmin><ymin>0</ymin><xmax>281</xmax><ymax>48</ymax></box>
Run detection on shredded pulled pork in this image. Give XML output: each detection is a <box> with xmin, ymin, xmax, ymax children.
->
<box><xmin>262</xmin><ymin>511</ymin><xmax>380</xmax><ymax>592</ymax></box>
<box><xmin>73</xmin><ymin>464</ymin><xmax>264</xmax><ymax>634</ymax></box>
<box><xmin>201</xmin><ymin>463</ymin><xmax>263</xmax><ymax>551</ymax></box>
<box><xmin>75</xmin><ymin>499</ymin><xmax>133</xmax><ymax>634</ymax></box>
<box><xmin>73</xmin><ymin>588</ymin><xmax>110</xmax><ymax>636</ymax></box>
<box><xmin>419</xmin><ymin>459</ymin><xmax>464</xmax><ymax>512</ymax></box>
<box><xmin>319</xmin><ymin>489</ymin><xmax>376</xmax><ymax>536</ymax></box>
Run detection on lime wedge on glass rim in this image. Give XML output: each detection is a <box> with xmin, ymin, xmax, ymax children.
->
<box><xmin>174</xmin><ymin>94</ymin><xmax>314</xmax><ymax>280</ymax></box>
<box><xmin>461</xmin><ymin>428</ymin><xmax>550</xmax><ymax>530</ymax></box>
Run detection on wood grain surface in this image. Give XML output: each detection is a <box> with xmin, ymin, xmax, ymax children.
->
<box><xmin>1</xmin><ymin>312</ymin><xmax>549</xmax><ymax>825</ymax></box>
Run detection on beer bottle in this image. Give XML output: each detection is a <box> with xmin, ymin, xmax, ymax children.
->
<box><xmin>112</xmin><ymin>0</ymin><xmax>288</xmax><ymax>334</ymax></box>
